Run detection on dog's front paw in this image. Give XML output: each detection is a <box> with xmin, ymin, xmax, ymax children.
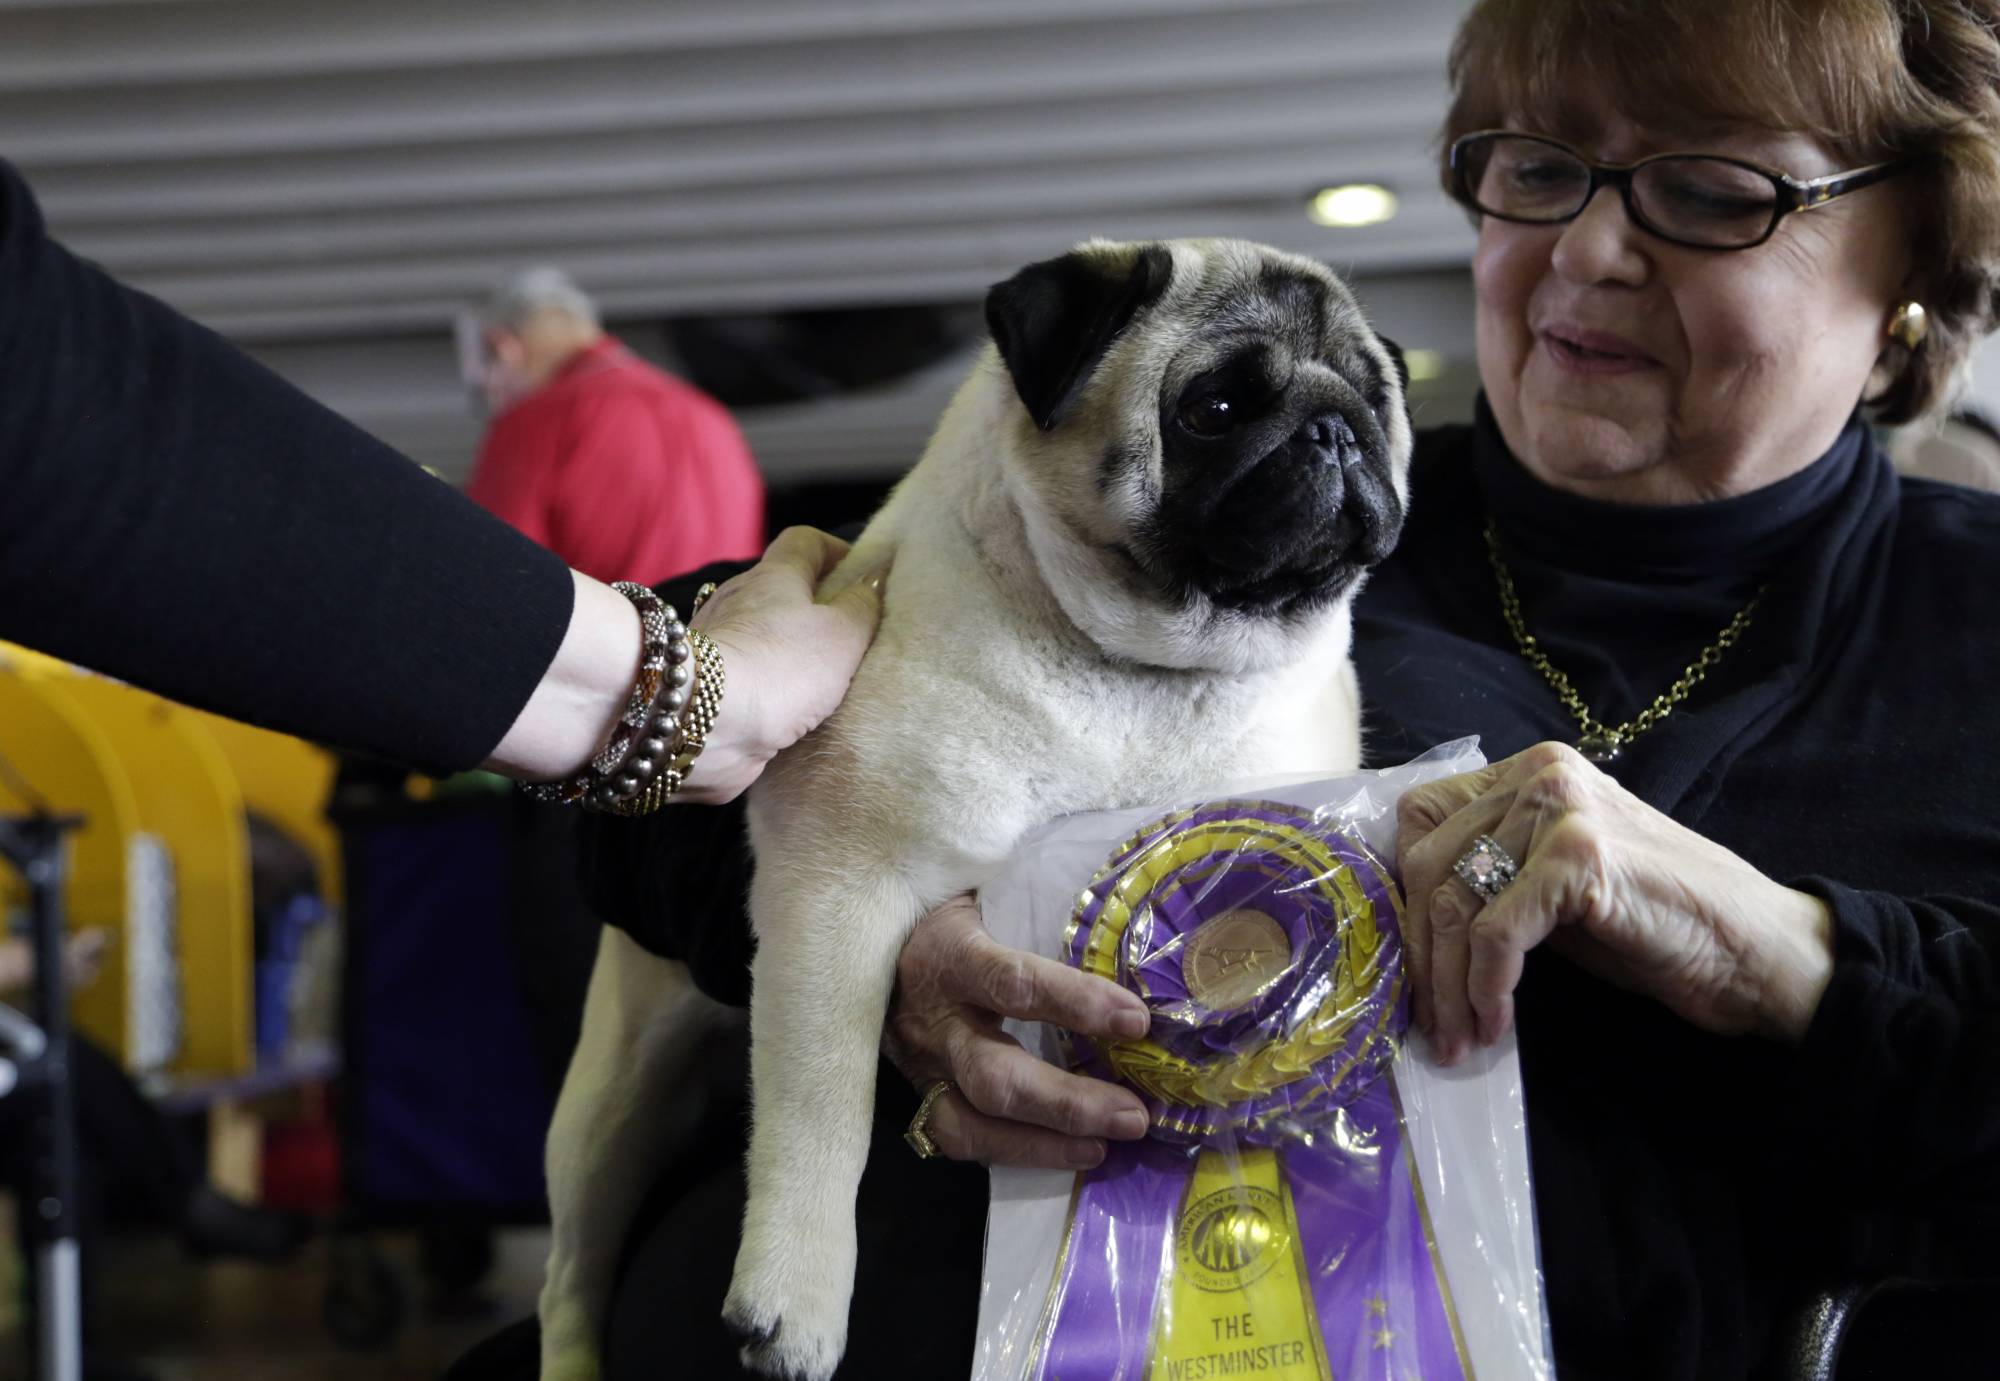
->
<box><xmin>538</xmin><ymin>1292</ymin><xmax>603</xmax><ymax>1381</ymax></box>
<box><xmin>721</xmin><ymin>1291</ymin><xmax>846</xmax><ymax>1381</ymax></box>
<box><xmin>538</xmin><ymin>1341</ymin><xmax>602</xmax><ymax>1381</ymax></box>
<box><xmin>722</xmin><ymin>1223</ymin><xmax>855</xmax><ymax>1381</ymax></box>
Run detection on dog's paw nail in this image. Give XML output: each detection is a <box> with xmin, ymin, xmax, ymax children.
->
<box><xmin>723</xmin><ymin>1309</ymin><xmax>780</xmax><ymax>1350</ymax></box>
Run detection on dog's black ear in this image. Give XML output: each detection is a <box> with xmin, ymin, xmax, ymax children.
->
<box><xmin>985</xmin><ymin>244</ymin><xmax>1174</xmax><ymax>432</ymax></box>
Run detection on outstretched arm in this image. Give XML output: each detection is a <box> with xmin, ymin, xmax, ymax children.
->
<box><xmin>1</xmin><ymin>159</ymin><xmax>879</xmax><ymax>792</ymax></box>
<box><xmin>0</xmin><ymin>157</ymin><xmax>570</xmax><ymax>773</ymax></box>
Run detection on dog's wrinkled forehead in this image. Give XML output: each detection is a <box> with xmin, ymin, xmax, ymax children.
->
<box><xmin>984</xmin><ymin>237</ymin><xmax>1405</xmax><ymax>440</ymax></box>
<box><xmin>1147</xmin><ymin>242</ymin><xmax>1390</xmax><ymax>403</ymax></box>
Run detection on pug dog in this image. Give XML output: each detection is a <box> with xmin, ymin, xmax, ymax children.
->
<box><xmin>537</xmin><ymin>238</ymin><xmax>1412</xmax><ymax>1381</ymax></box>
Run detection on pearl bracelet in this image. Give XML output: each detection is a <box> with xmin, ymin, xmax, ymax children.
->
<box><xmin>521</xmin><ymin>581</ymin><xmax>693</xmax><ymax>810</ymax></box>
<box><xmin>603</xmin><ymin>627</ymin><xmax>726</xmax><ymax>817</ymax></box>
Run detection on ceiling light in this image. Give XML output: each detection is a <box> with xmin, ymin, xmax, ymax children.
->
<box><xmin>1307</xmin><ymin>184</ymin><xmax>1399</xmax><ymax>228</ymax></box>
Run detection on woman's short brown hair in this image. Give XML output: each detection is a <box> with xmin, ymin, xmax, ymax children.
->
<box><xmin>1440</xmin><ymin>0</ymin><xmax>2000</xmax><ymax>424</ymax></box>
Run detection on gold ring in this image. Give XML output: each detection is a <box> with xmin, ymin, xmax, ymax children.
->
<box><xmin>903</xmin><ymin>1079</ymin><xmax>957</xmax><ymax>1160</ymax></box>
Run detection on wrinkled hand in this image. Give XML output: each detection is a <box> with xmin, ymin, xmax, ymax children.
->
<box><xmin>681</xmin><ymin>526</ymin><xmax>885</xmax><ymax>803</ymax></box>
<box><xmin>883</xmin><ymin>894</ymin><xmax>1154</xmax><ymax>1169</ymax></box>
<box><xmin>1397</xmin><ymin>742</ymin><xmax>1835</xmax><ymax>1064</ymax></box>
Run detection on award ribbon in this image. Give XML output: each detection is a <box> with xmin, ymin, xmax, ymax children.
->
<box><xmin>1028</xmin><ymin>802</ymin><xmax>1470</xmax><ymax>1381</ymax></box>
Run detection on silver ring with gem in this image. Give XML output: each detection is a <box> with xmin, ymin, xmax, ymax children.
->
<box><xmin>1452</xmin><ymin>834</ymin><xmax>1519</xmax><ymax>903</ymax></box>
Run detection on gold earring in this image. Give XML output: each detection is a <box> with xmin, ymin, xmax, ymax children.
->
<box><xmin>1889</xmin><ymin>301</ymin><xmax>1930</xmax><ymax>350</ymax></box>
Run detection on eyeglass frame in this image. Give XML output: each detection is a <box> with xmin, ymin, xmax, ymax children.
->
<box><xmin>1447</xmin><ymin>129</ymin><xmax>1913</xmax><ymax>251</ymax></box>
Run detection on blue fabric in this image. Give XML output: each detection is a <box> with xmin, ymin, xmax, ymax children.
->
<box><xmin>344</xmin><ymin>806</ymin><xmax>553</xmax><ymax>1214</ymax></box>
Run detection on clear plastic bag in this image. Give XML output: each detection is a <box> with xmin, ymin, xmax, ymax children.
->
<box><xmin>973</xmin><ymin>741</ymin><xmax>1551</xmax><ymax>1380</ymax></box>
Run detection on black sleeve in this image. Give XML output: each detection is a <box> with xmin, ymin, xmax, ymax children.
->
<box><xmin>576</xmin><ymin>560</ymin><xmax>760</xmax><ymax>1006</ymax></box>
<box><xmin>0</xmin><ymin>159</ymin><xmax>573</xmax><ymax>774</ymax></box>
<box><xmin>1764</xmin><ymin>880</ymin><xmax>2000</xmax><ymax>1202</ymax></box>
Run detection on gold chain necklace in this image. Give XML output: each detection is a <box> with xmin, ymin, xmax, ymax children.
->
<box><xmin>1481</xmin><ymin>520</ymin><xmax>1764</xmax><ymax>763</ymax></box>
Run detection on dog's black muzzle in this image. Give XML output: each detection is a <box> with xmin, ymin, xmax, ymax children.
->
<box><xmin>1158</xmin><ymin>402</ymin><xmax>1405</xmax><ymax>614</ymax></box>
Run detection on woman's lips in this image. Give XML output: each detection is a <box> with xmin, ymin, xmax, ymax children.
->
<box><xmin>1541</xmin><ymin>325</ymin><xmax>1657</xmax><ymax>375</ymax></box>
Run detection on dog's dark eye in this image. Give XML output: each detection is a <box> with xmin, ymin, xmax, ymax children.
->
<box><xmin>1177</xmin><ymin>394</ymin><xmax>1238</xmax><ymax>438</ymax></box>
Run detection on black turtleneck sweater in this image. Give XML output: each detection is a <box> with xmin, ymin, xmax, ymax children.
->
<box><xmin>588</xmin><ymin>405</ymin><xmax>2000</xmax><ymax>1381</ymax></box>
<box><xmin>1353</xmin><ymin>405</ymin><xmax>2000</xmax><ymax>1378</ymax></box>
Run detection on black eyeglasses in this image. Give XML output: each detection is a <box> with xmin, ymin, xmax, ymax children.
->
<box><xmin>1448</xmin><ymin>130</ymin><xmax>1911</xmax><ymax>251</ymax></box>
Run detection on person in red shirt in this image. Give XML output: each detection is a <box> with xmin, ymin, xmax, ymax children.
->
<box><xmin>466</xmin><ymin>267</ymin><xmax>766</xmax><ymax>585</ymax></box>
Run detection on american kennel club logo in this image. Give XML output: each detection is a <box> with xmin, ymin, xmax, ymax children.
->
<box><xmin>1180</xmin><ymin>1185</ymin><xmax>1286</xmax><ymax>1291</ymax></box>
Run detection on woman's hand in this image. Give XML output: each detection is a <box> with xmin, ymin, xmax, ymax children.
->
<box><xmin>680</xmin><ymin>527</ymin><xmax>885</xmax><ymax>803</ymax></box>
<box><xmin>490</xmin><ymin>526</ymin><xmax>882</xmax><ymax>796</ymax></box>
<box><xmin>1397</xmin><ymin>742</ymin><xmax>1835</xmax><ymax>1064</ymax></box>
<box><xmin>883</xmin><ymin>893</ymin><xmax>1155</xmax><ymax>1169</ymax></box>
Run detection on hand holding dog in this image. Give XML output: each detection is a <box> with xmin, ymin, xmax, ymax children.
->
<box><xmin>1396</xmin><ymin>742</ymin><xmax>1836</xmax><ymax>1065</ymax></box>
<box><xmin>884</xmin><ymin>893</ymin><xmax>1155</xmax><ymax>1169</ymax></box>
<box><xmin>682</xmin><ymin>526</ymin><xmax>886</xmax><ymax>804</ymax></box>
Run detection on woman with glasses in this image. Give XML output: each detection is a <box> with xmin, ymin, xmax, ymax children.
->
<box><xmin>563</xmin><ymin>3</ymin><xmax>2000</xmax><ymax>1380</ymax></box>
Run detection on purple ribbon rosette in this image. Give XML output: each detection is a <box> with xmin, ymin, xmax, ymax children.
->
<box><xmin>1025</xmin><ymin>800</ymin><xmax>1472</xmax><ymax>1381</ymax></box>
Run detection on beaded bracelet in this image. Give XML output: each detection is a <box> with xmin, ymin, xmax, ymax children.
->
<box><xmin>522</xmin><ymin>581</ymin><xmax>692</xmax><ymax>810</ymax></box>
<box><xmin>605</xmin><ymin>628</ymin><xmax>726</xmax><ymax>817</ymax></box>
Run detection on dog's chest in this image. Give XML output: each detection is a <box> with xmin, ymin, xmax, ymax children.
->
<box><xmin>847</xmin><ymin>618</ymin><xmax>1345</xmax><ymax>830</ymax></box>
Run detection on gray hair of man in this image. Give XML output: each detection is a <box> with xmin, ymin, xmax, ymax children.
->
<box><xmin>483</xmin><ymin>266</ymin><xmax>601</xmax><ymax>334</ymax></box>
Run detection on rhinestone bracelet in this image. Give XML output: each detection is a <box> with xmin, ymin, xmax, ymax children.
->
<box><xmin>522</xmin><ymin>581</ymin><xmax>692</xmax><ymax>809</ymax></box>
